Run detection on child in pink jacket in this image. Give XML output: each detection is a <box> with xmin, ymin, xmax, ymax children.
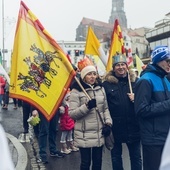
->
<box><xmin>59</xmin><ymin>91</ymin><xmax>79</xmax><ymax>154</ymax></box>
<box><xmin>0</xmin><ymin>75</ymin><xmax>6</xmax><ymax>106</ymax></box>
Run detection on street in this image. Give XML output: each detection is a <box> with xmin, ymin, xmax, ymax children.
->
<box><xmin>1</xmin><ymin>103</ymin><xmax>131</xmax><ymax>170</ymax></box>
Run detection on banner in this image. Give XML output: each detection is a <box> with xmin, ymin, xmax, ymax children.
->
<box><xmin>106</xmin><ymin>19</ymin><xmax>125</xmax><ymax>71</ymax></box>
<box><xmin>126</xmin><ymin>48</ymin><xmax>134</xmax><ymax>67</ymax></box>
<box><xmin>10</xmin><ymin>1</ymin><xmax>76</xmax><ymax>120</ymax></box>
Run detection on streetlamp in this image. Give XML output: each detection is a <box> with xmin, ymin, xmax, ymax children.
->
<box><xmin>1</xmin><ymin>0</ymin><xmax>15</xmax><ymax>69</ymax></box>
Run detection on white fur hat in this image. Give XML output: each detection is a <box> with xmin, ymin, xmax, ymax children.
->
<box><xmin>80</xmin><ymin>65</ymin><xmax>97</xmax><ymax>79</ymax></box>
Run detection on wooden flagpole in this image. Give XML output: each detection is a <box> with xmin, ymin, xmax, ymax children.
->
<box><xmin>127</xmin><ymin>70</ymin><xmax>133</xmax><ymax>93</ymax></box>
<box><xmin>74</xmin><ymin>76</ymin><xmax>91</xmax><ymax>100</ymax></box>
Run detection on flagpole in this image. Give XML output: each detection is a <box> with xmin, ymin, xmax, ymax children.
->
<box><xmin>127</xmin><ymin>70</ymin><xmax>133</xmax><ymax>94</ymax></box>
<box><xmin>2</xmin><ymin>0</ymin><xmax>5</xmax><ymax>67</ymax></box>
<box><xmin>74</xmin><ymin>76</ymin><xmax>91</xmax><ymax>100</ymax></box>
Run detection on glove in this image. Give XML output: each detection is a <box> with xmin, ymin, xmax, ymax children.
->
<box><xmin>102</xmin><ymin>124</ymin><xmax>111</xmax><ymax>137</ymax></box>
<box><xmin>27</xmin><ymin>116</ymin><xmax>40</xmax><ymax>126</ymax></box>
<box><xmin>87</xmin><ymin>99</ymin><xmax>96</xmax><ymax>109</ymax></box>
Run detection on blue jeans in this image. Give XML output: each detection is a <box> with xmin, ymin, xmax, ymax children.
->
<box><xmin>79</xmin><ymin>146</ymin><xmax>103</xmax><ymax>170</ymax></box>
<box><xmin>111</xmin><ymin>141</ymin><xmax>142</xmax><ymax>170</ymax></box>
<box><xmin>0</xmin><ymin>94</ymin><xmax>3</xmax><ymax>106</ymax></box>
<box><xmin>38</xmin><ymin>111</ymin><xmax>58</xmax><ymax>159</ymax></box>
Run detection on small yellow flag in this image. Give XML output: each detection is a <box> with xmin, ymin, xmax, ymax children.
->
<box><xmin>84</xmin><ymin>26</ymin><xmax>107</xmax><ymax>66</ymax></box>
<box><xmin>136</xmin><ymin>54</ymin><xmax>144</xmax><ymax>76</ymax></box>
<box><xmin>84</xmin><ymin>26</ymin><xmax>100</xmax><ymax>56</ymax></box>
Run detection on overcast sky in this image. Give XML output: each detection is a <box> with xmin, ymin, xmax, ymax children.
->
<box><xmin>0</xmin><ymin>0</ymin><xmax>170</xmax><ymax>52</ymax></box>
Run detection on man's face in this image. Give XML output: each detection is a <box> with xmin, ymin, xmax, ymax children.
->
<box><xmin>157</xmin><ymin>59</ymin><xmax>170</xmax><ymax>73</ymax></box>
<box><xmin>113</xmin><ymin>62</ymin><xmax>128</xmax><ymax>77</ymax></box>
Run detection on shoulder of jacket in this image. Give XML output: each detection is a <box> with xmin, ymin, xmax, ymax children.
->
<box><xmin>103</xmin><ymin>71</ymin><xmax>118</xmax><ymax>84</ymax></box>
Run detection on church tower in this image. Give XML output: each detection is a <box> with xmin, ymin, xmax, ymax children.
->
<box><xmin>109</xmin><ymin>0</ymin><xmax>127</xmax><ymax>28</ymax></box>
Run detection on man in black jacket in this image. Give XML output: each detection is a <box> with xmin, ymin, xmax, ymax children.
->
<box><xmin>135</xmin><ymin>45</ymin><xmax>170</xmax><ymax>170</ymax></box>
<box><xmin>103</xmin><ymin>54</ymin><xmax>142</xmax><ymax>170</ymax></box>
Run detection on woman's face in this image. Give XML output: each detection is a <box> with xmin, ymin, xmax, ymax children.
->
<box><xmin>84</xmin><ymin>71</ymin><xmax>97</xmax><ymax>85</ymax></box>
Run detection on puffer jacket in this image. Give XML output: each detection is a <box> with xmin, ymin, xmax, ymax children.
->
<box><xmin>69</xmin><ymin>78</ymin><xmax>112</xmax><ymax>148</ymax></box>
<box><xmin>60</xmin><ymin>105</ymin><xmax>75</xmax><ymax>131</ymax></box>
<box><xmin>102</xmin><ymin>71</ymin><xmax>140</xmax><ymax>143</ymax></box>
<box><xmin>135</xmin><ymin>64</ymin><xmax>170</xmax><ymax>145</ymax></box>
<box><xmin>0</xmin><ymin>76</ymin><xmax>5</xmax><ymax>95</ymax></box>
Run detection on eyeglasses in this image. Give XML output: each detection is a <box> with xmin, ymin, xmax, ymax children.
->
<box><xmin>165</xmin><ymin>59</ymin><xmax>170</xmax><ymax>64</ymax></box>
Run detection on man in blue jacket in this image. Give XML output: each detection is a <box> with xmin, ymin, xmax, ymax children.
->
<box><xmin>135</xmin><ymin>45</ymin><xmax>170</xmax><ymax>170</ymax></box>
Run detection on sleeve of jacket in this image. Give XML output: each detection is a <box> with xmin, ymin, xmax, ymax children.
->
<box><xmin>135</xmin><ymin>79</ymin><xmax>170</xmax><ymax>118</ymax></box>
<box><xmin>69</xmin><ymin>89</ymin><xmax>89</xmax><ymax>120</ymax></box>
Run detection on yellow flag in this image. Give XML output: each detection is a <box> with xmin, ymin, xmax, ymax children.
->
<box><xmin>84</xmin><ymin>26</ymin><xmax>107</xmax><ymax>66</ymax></box>
<box><xmin>9</xmin><ymin>1</ymin><xmax>75</xmax><ymax>120</ymax></box>
<box><xmin>106</xmin><ymin>19</ymin><xmax>125</xmax><ymax>72</ymax></box>
<box><xmin>136</xmin><ymin>54</ymin><xmax>144</xmax><ymax>75</ymax></box>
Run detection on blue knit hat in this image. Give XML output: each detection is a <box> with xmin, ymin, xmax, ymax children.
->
<box><xmin>151</xmin><ymin>45</ymin><xmax>170</xmax><ymax>64</ymax></box>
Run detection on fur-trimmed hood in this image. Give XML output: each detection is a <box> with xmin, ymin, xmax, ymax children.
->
<box><xmin>103</xmin><ymin>70</ymin><xmax>136</xmax><ymax>84</ymax></box>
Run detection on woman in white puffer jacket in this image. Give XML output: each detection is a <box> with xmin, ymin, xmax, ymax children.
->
<box><xmin>69</xmin><ymin>58</ymin><xmax>112</xmax><ymax>170</ymax></box>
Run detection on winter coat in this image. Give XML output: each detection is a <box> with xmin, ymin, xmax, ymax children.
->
<box><xmin>69</xmin><ymin>78</ymin><xmax>112</xmax><ymax>148</ymax></box>
<box><xmin>0</xmin><ymin>76</ymin><xmax>6</xmax><ymax>95</ymax></box>
<box><xmin>102</xmin><ymin>71</ymin><xmax>140</xmax><ymax>143</ymax></box>
<box><xmin>60</xmin><ymin>105</ymin><xmax>75</xmax><ymax>131</ymax></box>
<box><xmin>4</xmin><ymin>81</ymin><xmax>9</xmax><ymax>92</ymax></box>
<box><xmin>135</xmin><ymin>64</ymin><xmax>170</xmax><ymax>146</ymax></box>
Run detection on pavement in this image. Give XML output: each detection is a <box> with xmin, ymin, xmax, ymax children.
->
<box><xmin>1</xmin><ymin>103</ymin><xmax>131</xmax><ymax>170</ymax></box>
<box><xmin>1</xmin><ymin>103</ymin><xmax>110</xmax><ymax>170</ymax></box>
<box><xmin>6</xmin><ymin>130</ymin><xmax>48</xmax><ymax>170</ymax></box>
<box><xmin>6</xmin><ymin>133</ymin><xmax>28</xmax><ymax>170</ymax></box>
<box><xmin>1</xmin><ymin>103</ymin><xmax>43</xmax><ymax>170</ymax></box>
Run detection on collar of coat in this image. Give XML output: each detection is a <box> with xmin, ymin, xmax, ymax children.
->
<box><xmin>103</xmin><ymin>70</ymin><xmax>136</xmax><ymax>84</ymax></box>
<box><xmin>71</xmin><ymin>78</ymin><xmax>102</xmax><ymax>92</ymax></box>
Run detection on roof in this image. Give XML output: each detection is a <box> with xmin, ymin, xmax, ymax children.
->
<box><xmin>81</xmin><ymin>17</ymin><xmax>113</xmax><ymax>29</ymax></box>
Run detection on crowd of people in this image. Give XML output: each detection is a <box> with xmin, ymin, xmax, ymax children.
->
<box><xmin>1</xmin><ymin>45</ymin><xmax>170</xmax><ymax>170</ymax></box>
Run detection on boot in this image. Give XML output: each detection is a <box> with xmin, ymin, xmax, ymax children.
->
<box><xmin>68</xmin><ymin>141</ymin><xmax>79</xmax><ymax>152</ymax></box>
<box><xmin>61</xmin><ymin>142</ymin><xmax>71</xmax><ymax>154</ymax></box>
<box><xmin>19</xmin><ymin>133</ymin><xmax>26</xmax><ymax>143</ymax></box>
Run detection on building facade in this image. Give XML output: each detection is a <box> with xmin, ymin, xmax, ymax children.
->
<box><xmin>57</xmin><ymin>40</ymin><xmax>85</xmax><ymax>65</ymax></box>
<box><xmin>75</xmin><ymin>17</ymin><xmax>113</xmax><ymax>42</ymax></box>
<box><xmin>109</xmin><ymin>0</ymin><xmax>127</xmax><ymax>28</ymax></box>
<box><xmin>146</xmin><ymin>13</ymin><xmax>170</xmax><ymax>51</ymax></box>
<box><xmin>73</xmin><ymin>0</ymin><xmax>152</xmax><ymax>66</ymax></box>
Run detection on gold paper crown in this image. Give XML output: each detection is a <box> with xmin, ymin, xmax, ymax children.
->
<box><xmin>78</xmin><ymin>57</ymin><xmax>94</xmax><ymax>71</ymax></box>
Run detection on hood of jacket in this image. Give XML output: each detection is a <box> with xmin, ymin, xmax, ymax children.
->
<box><xmin>71</xmin><ymin>78</ymin><xmax>102</xmax><ymax>92</ymax></box>
<box><xmin>103</xmin><ymin>70</ymin><xmax>136</xmax><ymax>84</ymax></box>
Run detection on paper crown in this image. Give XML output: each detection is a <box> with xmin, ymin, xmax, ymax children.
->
<box><xmin>112</xmin><ymin>54</ymin><xmax>127</xmax><ymax>65</ymax></box>
<box><xmin>78</xmin><ymin>57</ymin><xmax>94</xmax><ymax>71</ymax></box>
